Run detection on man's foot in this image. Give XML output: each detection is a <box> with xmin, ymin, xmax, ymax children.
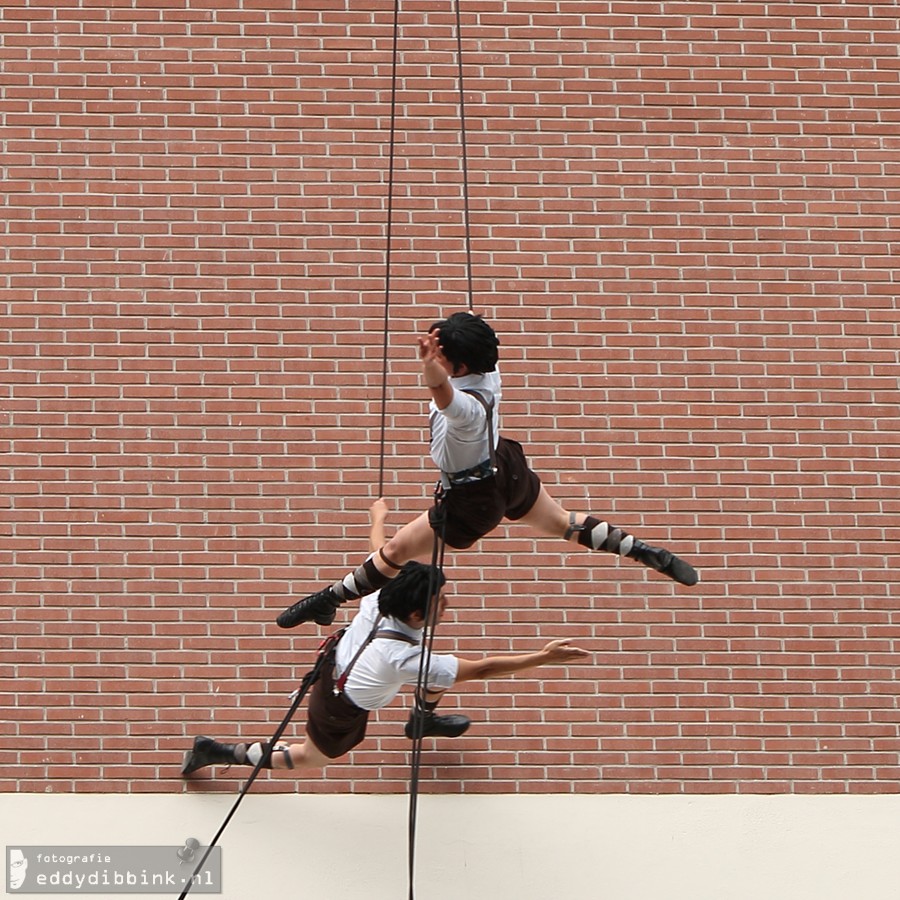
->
<box><xmin>404</xmin><ymin>710</ymin><xmax>471</xmax><ymax>740</ymax></box>
<box><xmin>181</xmin><ymin>736</ymin><xmax>244</xmax><ymax>776</ymax></box>
<box><xmin>276</xmin><ymin>587</ymin><xmax>342</xmax><ymax>629</ymax></box>
<box><xmin>628</xmin><ymin>541</ymin><xmax>699</xmax><ymax>586</ymax></box>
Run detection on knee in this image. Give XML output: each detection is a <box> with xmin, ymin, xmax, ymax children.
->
<box><xmin>383</xmin><ymin>516</ymin><xmax>431</xmax><ymax>563</ymax></box>
<box><xmin>383</xmin><ymin>533</ymin><xmax>406</xmax><ymax>558</ymax></box>
<box><xmin>287</xmin><ymin>743</ymin><xmax>315</xmax><ymax>770</ymax></box>
<box><xmin>290</xmin><ymin>745</ymin><xmax>309</xmax><ymax>768</ymax></box>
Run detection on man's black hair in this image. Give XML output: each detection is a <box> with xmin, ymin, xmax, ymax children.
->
<box><xmin>429</xmin><ymin>312</ymin><xmax>499</xmax><ymax>374</ymax></box>
<box><xmin>378</xmin><ymin>561</ymin><xmax>446</xmax><ymax>622</ymax></box>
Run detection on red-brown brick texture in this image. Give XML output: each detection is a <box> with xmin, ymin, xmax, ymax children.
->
<box><xmin>2</xmin><ymin>1</ymin><xmax>898</xmax><ymax>795</ymax></box>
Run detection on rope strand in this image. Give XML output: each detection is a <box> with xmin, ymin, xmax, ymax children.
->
<box><xmin>407</xmin><ymin>495</ymin><xmax>449</xmax><ymax>900</ymax></box>
<box><xmin>177</xmin><ymin>637</ymin><xmax>338</xmax><ymax>900</ymax></box>
<box><xmin>406</xmin><ymin>3</ymin><xmax>475</xmax><ymax>897</ymax></box>
<box><xmin>453</xmin><ymin>0</ymin><xmax>476</xmax><ymax>313</ymax></box>
<box><xmin>377</xmin><ymin>0</ymin><xmax>404</xmax><ymax>497</ymax></box>
<box><xmin>380</xmin><ymin>3</ymin><xmax>475</xmax><ymax>896</ymax></box>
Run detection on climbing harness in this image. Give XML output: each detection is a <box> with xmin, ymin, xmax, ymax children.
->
<box><xmin>441</xmin><ymin>388</ymin><xmax>498</xmax><ymax>488</ymax></box>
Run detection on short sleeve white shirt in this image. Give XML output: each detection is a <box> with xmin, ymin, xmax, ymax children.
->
<box><xmin>334</xmin><ymin>593</ymin><xmax>459</xmax><ymax>712</ymax></box>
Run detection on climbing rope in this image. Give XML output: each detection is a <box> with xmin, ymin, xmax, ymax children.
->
<box><xmin>376</xmin><ymin>0</ymin><xmax>476</xmax><ymax>493</ymax></box>
<box><xmin>180</xmin><ymin>6</ymin><xmax>475</xmax><ymax>898</ymax></box>
<box><xmin>176</xmin><ymin>633</ymin><xmax>341</xmax><ymax>900</ymax></box>
<box><xmin>376</xmin><ymin>2</ymin><xmax>477</xmax><ymax>898</ymax></box>
<box><xmin>452</xmin><ymin>0</ymin><xmax>476</xmax><ymax>314</ymax></box>
<box><xmin>376</xmin><ymin>0</ymin><xmax>404</xmax><ymax>498</ymax></box>
<box><xmin>406</xmin><ymin>494</ymin><xmax>449</xmax><ymax>900</ymax></box>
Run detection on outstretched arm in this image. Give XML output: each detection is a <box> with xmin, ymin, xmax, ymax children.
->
<box><xmin>453</xmin><ymin>639</ymin><xmax>591</xmax><ymax>684</ymax></box>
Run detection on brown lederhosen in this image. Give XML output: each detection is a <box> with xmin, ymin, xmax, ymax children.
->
<box><xmin>306</xmin><ymin>627</ymin><xmax>419</xmax><ymax>760</ymax></box>
<box><xmin>305</xmin><ymin>645</ymin><xmax>370</xmax><ymax>759</ymax></box>
<box><xmin>429</xmin><ymin>436</ymin><xmax>542</xmax><ymax>550</ymax></box>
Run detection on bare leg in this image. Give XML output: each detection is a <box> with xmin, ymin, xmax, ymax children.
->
<box><xmin>273</xmin><ymin>734</ymin><xmax>332</xmax><ymax>771</ymax></box>
<box><xmin>517</xmin><ymin>486</ymin><xmax>699</xmax><ymax>585</ymax></box>
<box><xmin>372</xmin><ymin>512</ymin><xmax>437</xmax><ymax>576</ymax></box>
<box><xmin>277</xmin><ymin>480</ymin><xmax>699</xmax><ymax>631</ymax></box>
<box><xmin>329</xmin><ymin>511</ymin><xmax>437</xmax><ymax>597</ymax></box>
<box><xmin>517</xmin><ymin>486</ymin><xmax>579</xmax><ymax>540</ymax></box>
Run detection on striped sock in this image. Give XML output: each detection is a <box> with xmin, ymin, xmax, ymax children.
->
<box><xmin>572</xmin><ymin>515</ymin><xmax>635</xmax><ymax>557</ymax></box>
<box><xmin>331</xmin><ymin>552</ymin><xmax>396</xmax><ymax>601</ymax></box>
<box><xmin>245</xmin><ymin>741</ymin><xmax>293</xmax><ymax>769</ymax></box>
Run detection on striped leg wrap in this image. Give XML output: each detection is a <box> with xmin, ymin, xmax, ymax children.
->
<box><xmin>332</xmin><ymin>553</ymin><xmax>394</xmax><ymax>601</ymax></box>
<box><xmin>567</xmin><ymin>513</ymin><xmax>635</xmax><ymax>557</ymax></box>
<box><xmin>245</xmin><ymin>741</ymin><xmax>293</xmax><ymax>770</ymax></box>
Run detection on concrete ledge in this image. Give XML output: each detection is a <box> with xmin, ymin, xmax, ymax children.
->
<box><xmin>3</xmin><ymin>793</ymin><xmax>898</xmax><ymax>899</ymax></box>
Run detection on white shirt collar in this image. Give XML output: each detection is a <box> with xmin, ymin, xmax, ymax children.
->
<box><xmin>381</xmin><ymin>615</ymin><xmax>422</xmax><ymax>643</ymax></box>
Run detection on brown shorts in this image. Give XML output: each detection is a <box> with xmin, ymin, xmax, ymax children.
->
<box><xmin>430</xmin><ymin>436</ymin><xmax>542</xmax><ymax>550</ymax></box>
<box><xmin>305</xmin><ymin>651</ymin><xmax>370</xmax><ymax>759</ymax></box>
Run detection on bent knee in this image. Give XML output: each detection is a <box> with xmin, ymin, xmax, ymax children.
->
<box><xmin>383</xmin><ymin>516</ymin><xmax>433</xmax><ymax>562</ymax></box>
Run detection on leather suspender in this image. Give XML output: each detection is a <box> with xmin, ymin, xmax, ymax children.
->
<box><xmin>374</xmin><ymin>628</ymin><xmax>418</xmax><ymax>645</ymax></box>
<box><xmin>460</xmin><ymin>388</ymin><xmax>497</xmax><ymax>473</ymax></box>
<box><xmin>334</xmin><ymin>620</ymin><xmax>418</xmax><ymax>695</ymax></box>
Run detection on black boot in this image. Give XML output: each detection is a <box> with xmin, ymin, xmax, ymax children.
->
<box><xmin>276</xmin><ymin>587</ymin><xmax>342</xmax><ymax>629</ymax></box>
<box><xmin>627</xmin><ymin>540</ymin><xmax>698</xmax><ymax>586</ymax></box>
<box><xmin>404</xmin><ymin>710</ymin><xmax>471</xmax><ymax>740</ymax></box>
<box><xmin>181</xmin><ymin>736</ymin><xmax>246</xmax><ymax>776</ymax></box>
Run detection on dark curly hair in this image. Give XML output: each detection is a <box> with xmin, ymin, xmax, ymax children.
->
<box><xmin>377</xmin><ymin>561</ymin><xmax>446</xmax><ymax>622</ymax></box>
<box><xmin>429</xmin><ymin>312</ymin><xmax>499</xmax><ymax>374</ymax></box>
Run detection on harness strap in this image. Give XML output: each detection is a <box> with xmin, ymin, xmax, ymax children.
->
<box><xmin>460</xmin><ymin>388</ymin><xmax>497</xmax><ymax>474</ymax></box>
<box><xmin>335</xmin><ymin>618</ymin><xmax>382</xmax><ymax>694</ymax></box>
<box><xmin>334</xmin><ymin>621</ymin><xmax>420</xmax><ymax>694</ymax></box>
<box><xmin>564</xmin><ymin>510</ymin><xmax>582</xmax><ymax>541</ymax></box>
<box><xmin>375</xmin><ymin>628</ymin><xmax>418</xmax><ymax>645</ymax></box>
<box><xmin>379</xmin><ymin>547</ymin><xmax>404</xmax><ymax>570</ymax></box>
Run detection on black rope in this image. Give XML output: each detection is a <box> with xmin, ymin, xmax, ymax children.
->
<box><xmin>181</xmin><ymin>5</ymin><xmax>474</xmax><ymax>884</ymax></box>
<box><xmin>407</xmin><ymin>489</ymin><xmax>449</xmax><ymax>900</ymax></box>
<box><xmin>378</xmin><ymin>0</ymin><xmax>477</xmax><ymax>494</ymax></box>
<box><xmin>373</xmin><ymin>2</ymin><xmax>476</xmax><ymax>896</ymax></box>
<box><xmin>401</xmin><ymin>3</ymin><xmax>475</xmax><ymax>897</ymax></box>
<box><xmin>176</xmin><ymin>634</ymin><xmax>339</xmax><ymax>900</ymax></box>
<box><xmin>376</xmin><ymin>0</ymin><xmax>404</xmax><ymax>496</ymax></box>
<box><xmin>452</xmin><ymin>0</ymin><xmax>476</xmax><ymax>313</ymax></box>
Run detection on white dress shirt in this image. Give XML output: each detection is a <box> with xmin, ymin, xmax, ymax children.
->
<box><xmin>334</xmin><ymin>593</ymin><xmax>459</xmax><ymax>711</ymax></box>
<box><xmin>428</xmin><ymin>369</ymin><xmax>502</xmax><ymax>474</ymax></box>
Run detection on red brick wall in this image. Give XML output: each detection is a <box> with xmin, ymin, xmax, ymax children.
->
<box><xmin>2</xmin><ymin>1</ymin><xmax>898</xmax><ymax>795</ymax></box>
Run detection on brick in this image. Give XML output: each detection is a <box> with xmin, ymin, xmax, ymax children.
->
<box><xmin>2</xmin><ymin>0</ymin><xmax>899</xmax><ymax>798</ymax></box>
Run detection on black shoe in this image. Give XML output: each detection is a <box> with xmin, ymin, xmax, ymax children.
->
<box><xmin>276</xmin><ymin>587</ymin><xmax>341</xmax><ymax>629</ymax></box>
<box><xmin>628</xmin><ymin>540</ymin><xmax>699</xmax><ymax>586</ymax></box>
<box><xmin>181</xmin><ymin>736</ymin><xmax>245</xmax><ymax>776</ymax></box>
<box><xmin>404</xmin><ymin>710</ymin><xmax>471</xmax><ymax>740</ymax></box>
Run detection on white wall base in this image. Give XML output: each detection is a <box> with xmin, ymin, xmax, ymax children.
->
<box><xmin>3</xmin><ymin>792</ymin><xmax>897</xmax><ymax>899</ymax></box>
